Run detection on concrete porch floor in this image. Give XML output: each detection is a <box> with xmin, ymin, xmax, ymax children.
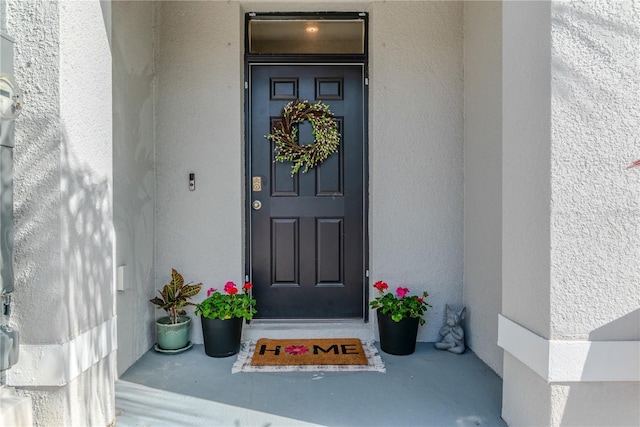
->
<box><xmin>117</xmin><ymin>342</ymin><xmax>506</xmax><ymax>427</ymax></box>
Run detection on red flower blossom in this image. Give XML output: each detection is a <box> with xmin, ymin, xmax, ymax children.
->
<box><xmin>369</xmin><ymin>280</ymin><xmax>431</xmax><ymax>325</ymax></box>
<box><xmin>284</xmin><ymin>345</ymin><xmax>309</xmax><ymax>355</ymax></box>
<box><xmin>195</xmin><ymin>279</ymin><xmax>257</xmax><ymax>320</ymax></box>
<box><xmin>373</xmin><ymin>281</ymin><xmax>388</xmax><ymax>292</ymax></box>
<box><xmin>243</xmin><ymin>282</ymin><xmax>253</xmax><ymax>291</ymax></box>
<box><xmin>224</xmin><ymin>281</ymin><xmax>238</xmax><ymax>295</ymax></box>
<box><xmin>396</xmin><ymin>287</ymin><xmax>409</xmax><ymax>298</ymax></box>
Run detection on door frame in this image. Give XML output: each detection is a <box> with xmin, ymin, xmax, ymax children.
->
<box><xmin>244</xmin><ymin>13</ymin><xmax>370</xmax><ymax>321</ymax></box>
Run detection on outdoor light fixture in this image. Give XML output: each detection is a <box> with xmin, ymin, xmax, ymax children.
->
<box><xmin>305</xmin><ymin>25</ymin><xmax>319</xmax><ymax>33</ymax></box>
<box><xmin>0</xmin><ymin>73</ymin><xmax>22</xmax><ymax>121</ymax></box>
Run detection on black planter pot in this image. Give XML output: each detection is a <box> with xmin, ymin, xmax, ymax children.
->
<box><xmin>377</xmin><ymin>310</ymin><xmax>420</xmax><ymax>355</ymax></box>
<box><xmin>200</xmin><ymin>316</ymin><xmax>243</xmax><ymax>357</ymax></box>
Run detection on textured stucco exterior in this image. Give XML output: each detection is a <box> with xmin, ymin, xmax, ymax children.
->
<box><xmin>113</xmin><ymin>0</ymin><xmax>157</xmax><ymax>377</ymax></box>
<box><xmin>10</xmin><ymin>0</ymin><xmax>114</xmax><ymax>342</ymax></box>
<box><xmin>7</xmin><ymin>0</ymin><xmax>116</xmax><ymax>425</ymax></box>
<box><xmin>4</xmin><ymin>0</ymin><xmax>639</xmax><ymax>426</ymax></box>
<box><xmin>25</xmin><ymin>354</ymin><xmax>115</xmax><ymax>427</ymax></box>
<box><xmin>501</xmin><ymin>1</ymin><xmax>640</xmax><ymax>426</ymax></box>
<box><xmin>502</xmin><ymin>0</ymin><xmax>553</xmax><ymax>340</ymax></box>
<box><xmin>154</xmin><ymin>1</ymin><xmax>245</xmax><ymax>344</ymax></box>
<box><xmin>9</xmin><ymin>0</ymin><xmax>63</xmax><ymax>345</ymax></box>
<box><xmin>369</xmin><ymin>1</ymin><xmax>464</xmax><ymax>342</ymax></box>
<box><xmin>462</xmin><ymin>1</ymin><xmax>503</xmax><ymax>376</ymax></box>
<box><xmin>549</xmin><ymin>0</ymin><xmax>640</xmax><ymax>342</ymax></box>
<box><xmin>546</xmin><ymin>0</ymin><xmax>640</xmax><ymax>424</ymax></box>
<box><xmin>153</xmin><ymin>1</ymin><xmax>463</xmax><ymax>344</ymax></box>
<box><xmin>502</xmin><ymin>353</ymin><xmax>552</xmax><ymax>427</ymax></box>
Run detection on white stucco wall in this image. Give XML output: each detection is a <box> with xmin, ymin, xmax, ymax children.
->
<box><xmin>502</xmin><ymin>353</ymin><xmax>551</xmax><ymax>426</ymax></box>
<box><xmin>547</xmin><ymin>0</ymin><xmax>639</xmax><ymax>425</ymax></box>
<box><xmin>8</xmin><ymin>0</ymin><xmax>116</xmax><ymax>425</ymax></box>
<box><xmin>502</xmin><ymin>0</ymin><xmax>552</xmax><ymax>340</ymax></box>
<box><xmin>9</xmin><ymin>0</ymin><xmax>62</xmax><ymax>345</ymax></box>
<box><xmin>8</xmin><ymin>1</ymin><xmax>636</xmax><ymax>425</ymax></box>
<box><xmin>153</xmin><ymin>1</ymin><xmax>464</xmax><ymax>343</ymax></box>
<box><xmin>154</xmin><ymin>1</ymin><xmax>244</xmax><ymax>344</ymax></box>
<box><xmin>59</xmin><ymin>0</ymin><xmax>114</xmax><ymax>342</ymax></box>
<box><xmin>501</xmin><ymin>1</ymin><xmax>640</xmax><ymax>426</ymax></box>
<box><xmin>550</xmin><ymin>0</ymin><xmax>639</xmax><ymax>342</ymax></box>
<box><xmin>113</xmin><ymin>0</ymin><xmax>157</xmax><ymax>377</ymax></box>
<box><xmin>462</xmin><ymin>1</ymin><xmax>502</xmax><ymax>376</ymax></box>
<box><xmin>0</xmin><ymin>1</ymin><xmax>5</xmax><ymax>32</ymax></box>
<box><xmin>369</xmin><ymin>1</ymin><xmax>464</xmax><ymax>341</ymax></box>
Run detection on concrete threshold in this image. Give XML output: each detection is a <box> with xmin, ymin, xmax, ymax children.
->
<box><xmin>241</xmin><ymin>319</ymin><xmax>375</xmax><ymax>341</ymax></box>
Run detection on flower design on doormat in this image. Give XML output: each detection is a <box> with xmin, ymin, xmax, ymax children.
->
<box><xmin>284</xmin><ymin>345</ymin><xmax>309</xmax><ymax>356</ymax></box>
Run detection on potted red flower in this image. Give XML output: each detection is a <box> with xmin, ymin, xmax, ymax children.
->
<box><xmin>369</xmin><ymin>280</ymin><xmax>431</xmax><ymax>355</ymax></box>
<box><xmin>195</xmin><ymin>281</ymin><xmax>257</xmax><ymax>357</ymax></box>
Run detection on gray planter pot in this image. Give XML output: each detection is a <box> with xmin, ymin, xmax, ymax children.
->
<box><xmin>156</xmin><ymin>316</ymin><xmax>191</xmax><ymax>350</ymax></box>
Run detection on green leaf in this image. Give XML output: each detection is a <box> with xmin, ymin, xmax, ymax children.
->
<box><xmin>151</xmin><ymin>269</ymin><xmax>202</xmax><ymax>318</ymax></box>
<box><xmin>181</xmin><ymin>283</ymin><xmax>202</xmax><ymax>299</ymax></box>
<box><xmin>149</xmin><ymin>297</ymin><xmax>165</xmax><ymax>307</ymax></box>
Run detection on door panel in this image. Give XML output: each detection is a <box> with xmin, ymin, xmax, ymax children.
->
<box><xmin>249</xmin><ymin>64</ymin><xmax>364</xmax><ymax>319</ymax></box>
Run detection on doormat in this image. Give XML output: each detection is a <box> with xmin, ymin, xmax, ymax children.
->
<box><xmin>231</xmin><ymin>338</ymin><xmax>386</xmax><ymax>373</ymax></box>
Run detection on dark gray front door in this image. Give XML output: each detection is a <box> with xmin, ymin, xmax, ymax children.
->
<box><xmin>248</xmin><ymin>64</ymin><xmax>365</xmax><ymax>319</ymax></box>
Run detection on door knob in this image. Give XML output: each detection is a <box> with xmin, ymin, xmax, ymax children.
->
<box><xmin>252</xmin><ymin>200</ymin><xmax>262</xmax><ymax>210</ymax></box>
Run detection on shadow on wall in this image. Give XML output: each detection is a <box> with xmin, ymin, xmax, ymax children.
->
<box><xmin>14</xmin><ymin>120</ymin><xmax>114</xmax><ymax>424</ymax></box>
<box><xmin>551</xmin><ymin>3</ymin><xmax>639</xmax><ymax>425</ymax></box>
<box><xmin>589</xmin><ymin>309</ymin><xmax>640</xmax><ymax>342</ymax></box>
<box><xmin>60</xmin><ymin>128</ymin><xmax>113</xmax><ymax>338</ymax></box>
<box><xmin>62</xmin><ymin>129</ymin><xmax>115</xmax><ymax>425</ymax></box>
<box><xmin>8</xmin><ymin>1</ymin><xmax>116</xmax><ymax>424</ymax></box>
<box><xmin>551</xmin><ymin>1</ymin><xmax>640</xmax><ymax>170</ymax></box>
<box><xmin>559</xmin><ymin>309</ymin><xmax>640</xmax><ymax>426</ymax></box>
<box><xmin>14</xmin><ymin>117</ymin><xmax>61</xmax><ymax>327</ymax></box>
<box><xmin>112</xmin><ymin>14</ymin><xmax>156</xmax><ymax>373</ymax></box>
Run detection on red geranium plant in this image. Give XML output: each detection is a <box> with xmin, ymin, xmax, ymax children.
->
<box><xmin>369</xmin><ymin>280</ymin><xmax>431</xmax><ymax>325</ymax></box>
<box><xmin>195</xmin><ymin>281</ymin><xmax>257</xmax><ymax>320</ymax></box>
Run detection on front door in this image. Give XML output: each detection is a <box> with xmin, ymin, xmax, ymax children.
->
<box><xmin>248</xmin><ymin>64</ymin><xmax>366</xmax><ymax>319</ymax></box>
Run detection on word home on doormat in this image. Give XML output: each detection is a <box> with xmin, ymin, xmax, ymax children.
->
<box><xmin>231</xmin><ymin>338</ymin><xmax>386</xmax><ymax>373</ymax></box>
<box><xmin>252</xmin><ymin>338</ymin><xmax>368</xmax><ymax>366</ymax></box>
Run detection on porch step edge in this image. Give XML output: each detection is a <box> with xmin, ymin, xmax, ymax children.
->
<box><xmin>242</xmin><ymin>320</ymin><xmax>375</xmax><ymax>341</ymax></box>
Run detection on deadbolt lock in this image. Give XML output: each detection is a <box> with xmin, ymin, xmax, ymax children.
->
<box><xmin>252</xmin><ymin>200</ymin><xmax>262</xmax><ymax>210</ymax></box>
<box><xmin>252</xmin><ymin>176</ymin><xmax>262</xmax><ymax>192</ymax></box>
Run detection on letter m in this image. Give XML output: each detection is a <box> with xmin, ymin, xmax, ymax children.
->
<box><xmin>313</xmin><ymin>344</ymin><xmax>339</xmax><ymax>354</ymax></box>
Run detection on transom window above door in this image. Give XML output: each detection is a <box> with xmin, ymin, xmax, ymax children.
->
<box><xmin>247</xmin><ymin>13</ymin><xmax>366</xmax><ymax>55</ymax></box>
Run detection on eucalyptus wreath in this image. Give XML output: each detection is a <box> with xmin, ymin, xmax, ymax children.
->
<box><xmin>266</xmin><ymin>99</ymin><xmax>340</xmax><ymax>175</ymax></box>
